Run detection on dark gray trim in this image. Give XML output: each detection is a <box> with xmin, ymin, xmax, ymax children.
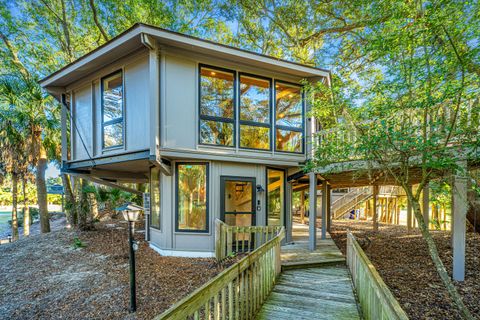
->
<box><xmin>149</xmin><ymin>166</ymin><xmax>161</xmax><ymax>230</ymax></box>
<box><xmin>220</xmin><ymin>176</ymin><xmax>257</xmax><ymax>225</ymax></box>
<box><xmin>65</xmin><ymin>150</ymin><xmax>150</xmax><ymax>169</ymax></box>
<box><xmin>265</xmin><ymin>167</ymin><xmax>287</xmax><ymax>227</ymax></box>
<box><xmin>238</xmin><ymin>72</ymin><xmax>273</xmax><ymax>151</ymax></box>
<box><xmin>175</xmin><ymin>162</ymin><xmax>210</xmax><ymax>233</ymax></box>
<box><xmin>101</xmin><ymin>70</ymin><xmax>125</xmax><ymax>150</ymax></box>
<box><xmin>273</xmin><ymin>80</ymin><xmax>305</xmax><ymax>155</ymax></box>
<box><xmin>198</xmin><ymin>64</ymin><xmax>236</xmax><ymax>148</ymax></box>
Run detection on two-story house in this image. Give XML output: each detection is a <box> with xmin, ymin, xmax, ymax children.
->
<box><xmin>40</xmin><ymin>23</ymin><xmax>330</xmax><ymax>257</ymax></box>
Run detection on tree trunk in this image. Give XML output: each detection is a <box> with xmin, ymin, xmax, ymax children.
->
<box><xmin>22</xmin><ymin>178</ymin><xmax>30</xmax><ymax>236</ymax></box>
<box><xmin>407</xmin><ymin>192</ymin><xmax>474</xmax><ymax>319</ymax></box>
<box><xmin>77</xmin><ymin>179</ymin><xmax>93</xmax><ymax>231</ymax></box>
<box><xmin>11</xmin><ymin>173</ymin><xmax>19</xmax><ymax>241</ymax></box>
<box><xmin>61</xmin><ymin>173</ymin><xmax>75</xmax><ymax>228</ymax></box>
<box><xmin>36</xmin><ymin>146</ymin><xmax>50</xmax><ymax>233</ymax></box>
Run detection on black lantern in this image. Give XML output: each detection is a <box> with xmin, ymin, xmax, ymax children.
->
<box><xmin>116</xmin><ymin>202</ymin><xmax>143</xmax><ymax>312</ymax></box>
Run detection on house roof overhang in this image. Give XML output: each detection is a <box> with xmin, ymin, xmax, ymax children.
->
<box><xmin>39</xmin><ymin>23</ymin><xmax>330</xmax><ymax>95</ymax></box>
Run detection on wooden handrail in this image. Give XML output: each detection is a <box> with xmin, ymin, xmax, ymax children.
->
<box><xmin>155</xmin><ymin>227</ymin><xmax>285</xmax><ymax>320</ymax></box>
<box><xmin>347</xmin><ymin>232</ymin><xmax>409</xmax><ymax>320</ymax></box>
<box><xmin>215</xmin><ymin>219</ymin><xmax>283</xmax><ymax>261</ymax></box>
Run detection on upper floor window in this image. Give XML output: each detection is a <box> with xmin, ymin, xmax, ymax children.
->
<box><xmin>199</xmin><ymin>66</ymin><xmax>235</xmax><ymax>147</ymax></box>
<box><xmin>198</xmin><ymin>65</ymin><xmax>304</xmax><ymax>154</ymax></box>
<box><xmin>275</xmin><ymin>82</ymin><xmax>303</xmax><ymax>153</ymax></box>
<box><xmin>239</xmin><ymin>74</ymin><xmax>271</xmax><ymax>150</ymax></box>
<box><xmin>102</xmin><ymin>71</ymin><xmax>124</xmax><ymax>149</ymax></box>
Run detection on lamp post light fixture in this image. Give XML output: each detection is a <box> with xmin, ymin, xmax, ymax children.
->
<box><xmin>116</xmin><ymin>202</ymin><xmax>143</xmax><ymax>313</ymax></box>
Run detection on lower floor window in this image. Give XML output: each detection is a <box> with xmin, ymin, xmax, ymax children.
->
<box><xmin>176</xmin><ymin>163</ymin><xmax>209</xmax><ymax>232</ymax></box>
<box><xmin>150</xmin><ymin>167</ymin><xmax>160</xmax><ymax>229</ymax></box>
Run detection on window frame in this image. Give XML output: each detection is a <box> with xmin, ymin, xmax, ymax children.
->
<box><xmin>274</xmin><ymin>80</ymin><xmax>305</xmax><ymax>154</ymax></box>
<box><xmin>198</xmin><ymin>64</ymin><xmax>237</xmax><ymax>148</ymax></box>
<box><xmin>101</xmin><ymin>69</ymin><xmax>125</xmax><ymax>150</ymax></box>
<box><xmin>265</xmin><ymin>167</ymin><xmax>287</xmax><ymax>226</ymax></box>
<box><xmin>149</xmin><ymin>166</ymin><xmax>161</xmax><ymax>230</ymax></box>
<box><xmin>175</xmin><ymin>162</ymin><xmax>210</xmax><ymax>233</ymax></box>
<box><xmin>238</xmin><ymin>72</ymin><xmax>273</xmax><ymax>151</ymax></box>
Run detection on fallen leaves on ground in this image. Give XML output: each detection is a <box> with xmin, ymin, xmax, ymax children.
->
<box><xmin>0</xmin><ymin>219</ymin><xmax>224</xmax><ymax>319</ymax></box>
<box><xmin>330</xmin><ymin>221</ymin><xmax>480</xmax><ymax>320</ymax></box>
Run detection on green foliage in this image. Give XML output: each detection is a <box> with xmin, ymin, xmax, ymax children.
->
<box><xmin>72</xmin><ymin>237</ymin><xmax>86</xmax><ymax>249</ymax></box>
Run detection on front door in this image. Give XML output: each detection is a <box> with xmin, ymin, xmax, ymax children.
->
<box><xmin>220</xmin><ymin>176</ymin><xmax>256</xmax><ymax>251</ymax></box>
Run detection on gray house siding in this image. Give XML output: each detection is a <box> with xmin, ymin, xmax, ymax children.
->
<box><xmin>160</xmin><ymin>51</ymin><xmax>309</xmax><ymax>165</ymax></box>
<box><xmin>150</xmin><ymin>160</ymin><xmax>272</xmax><ymax>256</ymax></box>
<box><xmin>68</xmin><ymin>51</ymin><xmax>150</xmax><ymax>163</ymax></box>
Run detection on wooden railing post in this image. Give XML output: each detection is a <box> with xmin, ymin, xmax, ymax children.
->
<box><xmin>346</xmin><ymin>232</ymin><xmax>408</xmax><ymax>320</ymax></box>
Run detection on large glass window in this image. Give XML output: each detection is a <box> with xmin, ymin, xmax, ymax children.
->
<box><xmin>199</xmin><ymin>66</ymin><xmax>235</xmax><ymax>146</ymax></box>
<box><xmin>150</xmin><ymin>167</ymin><xmax>160</xmax><ymax>229</ymax></box>
<box><xmin>267</xmin><ymin>168</ymin><xmax>285</xmax><ymax>226</ymax></box>
<box><xmin>239</xmin><ymin>75</ymin><xmax>271</xmax><ymax>150</ymax></box>
<box><xmin>102</xmin><ymin>71</ymin><xmax>124</xmax><ymax>148</ymax></box>
<box><xmin>176</xmin><ymin>163</ymin><xmax>209</xmax><ymax>232</ymax></box>
<box><xmin>275</xmin><ymin>82</ymin><xmax>304</xmax><ymax>153</ymax></box>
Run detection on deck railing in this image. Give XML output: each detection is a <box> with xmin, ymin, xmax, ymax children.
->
<box><xmin>346</xmin><ymin>232</ymin><xmax>409</xmax><ymax>320</ymax></box>
<box><xmin>215</xmin><ymin>219</ymin><xmax>283</xmax><ymax>261</ymax></box>
<box><xmin>155</xmin><ymin>226</ymin><xmax>285</xmax><ymax>320</ymax></box>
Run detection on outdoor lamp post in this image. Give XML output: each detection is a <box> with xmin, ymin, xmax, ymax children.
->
<box><xmin>116</xmin><ymin>202</ymin><xmax>143</xmax><ymax>313</ymax></box>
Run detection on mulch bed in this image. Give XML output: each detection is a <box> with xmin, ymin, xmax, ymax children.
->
<box><xmin>330</xmin><ymin>221</ymin><xmax>480</xmax><ymax>320</ymax></box>
<box><xmin>0</xmin><ymin>219</ymin><xmax>225</xmax><ymax>319</ymax></box>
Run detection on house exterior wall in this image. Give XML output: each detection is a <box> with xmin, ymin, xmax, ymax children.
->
<box><xmin>160</xmin><ymin>50</ymin><xmax>309</xmax><ymax>166</ymax></box>
<box><xmin>68</xmin><ymin>51</ymin><xmax>150</xmax><ymax>162</ymax></box>
<box><xmin>149</xmin><ymin>160</ymin><xmax>275</xmax><ymax>256</ymax></box>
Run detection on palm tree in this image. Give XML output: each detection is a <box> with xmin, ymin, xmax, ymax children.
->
<box><xmin>0</xmin><ymin>78</ymin><xmax>29</xmax><ymax>240</ymax></box>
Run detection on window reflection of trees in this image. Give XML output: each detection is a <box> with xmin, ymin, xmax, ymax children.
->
<box><xmin>177</xmin><ymin>164</ymin><xmax>208</xmax><ymax>231</ymax></box>
<box><xmin>200</xmin><ymin>67</ymin><xmax>235</xmax><ymax>146</ymax></box>
<box><xmin>239</xmin><ymin>75</ymin><xmax>271</xmax><ymax>150</ymax></box>
<box><xmin>102</xmin><ymin>72</ymin><xmax>123</xmax><ymax>148</ymax></box>
<box><xmin>275</xmin><ymin>83</ymin><xmax>303</xmax><ymax>152</ymax></box>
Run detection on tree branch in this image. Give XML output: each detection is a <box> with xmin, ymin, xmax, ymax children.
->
<box><xmin>88</xmin><ymin>0</ymin><xmax>109</xmax><ymax>42</ymax></box>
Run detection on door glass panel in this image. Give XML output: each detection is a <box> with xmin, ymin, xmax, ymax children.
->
<box><xmin>224</xmin><ymin>181</ymin><xmax>253</xmax><ymax>213</ymax></box>
<box><xmin>267</xmin><ymin>169</ymin><xmax>284</xmax><ymax>226</ymax></box>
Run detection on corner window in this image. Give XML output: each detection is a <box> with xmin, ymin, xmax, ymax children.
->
<box><xmin>275</xmin><ymin>82</ymin><xmax>304</xmax><ymax>153</ymax></box>
<box><xmin>102</xmin><ymin>71</ymin><xmax>124</xmax><ymax>149</ymax></box>
<box><xmin>239</xmin><ymin>74</ymin><xmax>271</xmax><ymax>150</ymax></box>
<box><xmin>176</xmin><ymin>163</ymin><xmax>209</xmax><ymax>232</ymax></box>
<box><xmin>199</xmin><ymin>66</ymin><xmax>235</xmax><ymax>147</ymax></box>
<box><xmin>150</xmin><ymin>167</ymin><xmax>160</xmax><ymax>229</ymax></box>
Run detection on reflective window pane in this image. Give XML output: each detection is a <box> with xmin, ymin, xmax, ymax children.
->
<box><xmin>200</xmin><ymin>120</ymin><xmax>234</xmax><ymax>146</ymax></box>
<box><xmin>200</xmin><ymin>67</ymin><xmax>234</xmax><ymax>119</ymax></box>
<box><xmin>177</xmin><ymin>164</ymin><xmax>208</xmax><ymax>231</ymax></box>
<box><xmin>240</xmin><ymin>125</ymin><xmax>270</xmax><ymax>150</ymax></box>
<box><xmin>267</xmin><ymin>169</ymin><xmax>284</xmax><ymax>226</ymax></box>
<box><xmin>104</xmin><ymin>122</ymin><xmax>123</xmax><ymax>148</ymax></box>
<box><xmin>150</xmin><ymin>167</ymin><xmax>160</xmax><ymax>229</ymax></box>
<box><xmin>276</xmin><ymin>129</ymin><xmax>302</xmax><ymax>152</ymax></box>
<box><xmin>240</xmin><ymin>75</ymin><xmax>270</xmax><ymax>123</ymax></box>
<box><xmin>102</xmin><ymin>72</ymin><xmax>123</xmax><ymax>122</ymax></box>
<box><xmin>224</xmin><ymin>181</ymin><xmax>253</xmax><ymax>213</ymax></box>
<box><xmin>275</xmin><ymin>83</ymin><xmax>302</xmax><ymax>128</ymax></box>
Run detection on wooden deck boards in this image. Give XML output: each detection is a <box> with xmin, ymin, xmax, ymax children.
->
<box><xmin>281</xmin><ymin>223</ymin><xmax>345</xmax><ymax>268</ymax></box>
<box><xmin>256</xmin><ymin>267</ymin><xmax>360</xmax><ymax>320</ymax></box>
<box><xmin>255</xmin><ymin>223</ymin><xmax>360</xmax><ymax>320</ymax></box>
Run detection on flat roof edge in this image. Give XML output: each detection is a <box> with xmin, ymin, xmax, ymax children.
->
<box><xmin>40</xmin><ymin>23</ymin><xmax>330</xmax><ymax>88</ymax></box>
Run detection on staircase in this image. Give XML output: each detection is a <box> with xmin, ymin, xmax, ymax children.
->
<box><xmin>332</xmin><ymin>187</ymin><xmax>372</xmax><ymax>219</ymax></box>
<box><xmin>332</xmin><ymin>186</ymin><xmax>404</xmax><ymax>219</ymax></box>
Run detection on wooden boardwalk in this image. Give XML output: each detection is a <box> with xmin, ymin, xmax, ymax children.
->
<box><xmin>281</xmin><ymin>223</ymin><xmax>345</xmax><ymax>268</ymax></box>
<box><xmin>255</xmin><ymin>223</ymin><xmax>361</xmax><ymax>320</ymax></box>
